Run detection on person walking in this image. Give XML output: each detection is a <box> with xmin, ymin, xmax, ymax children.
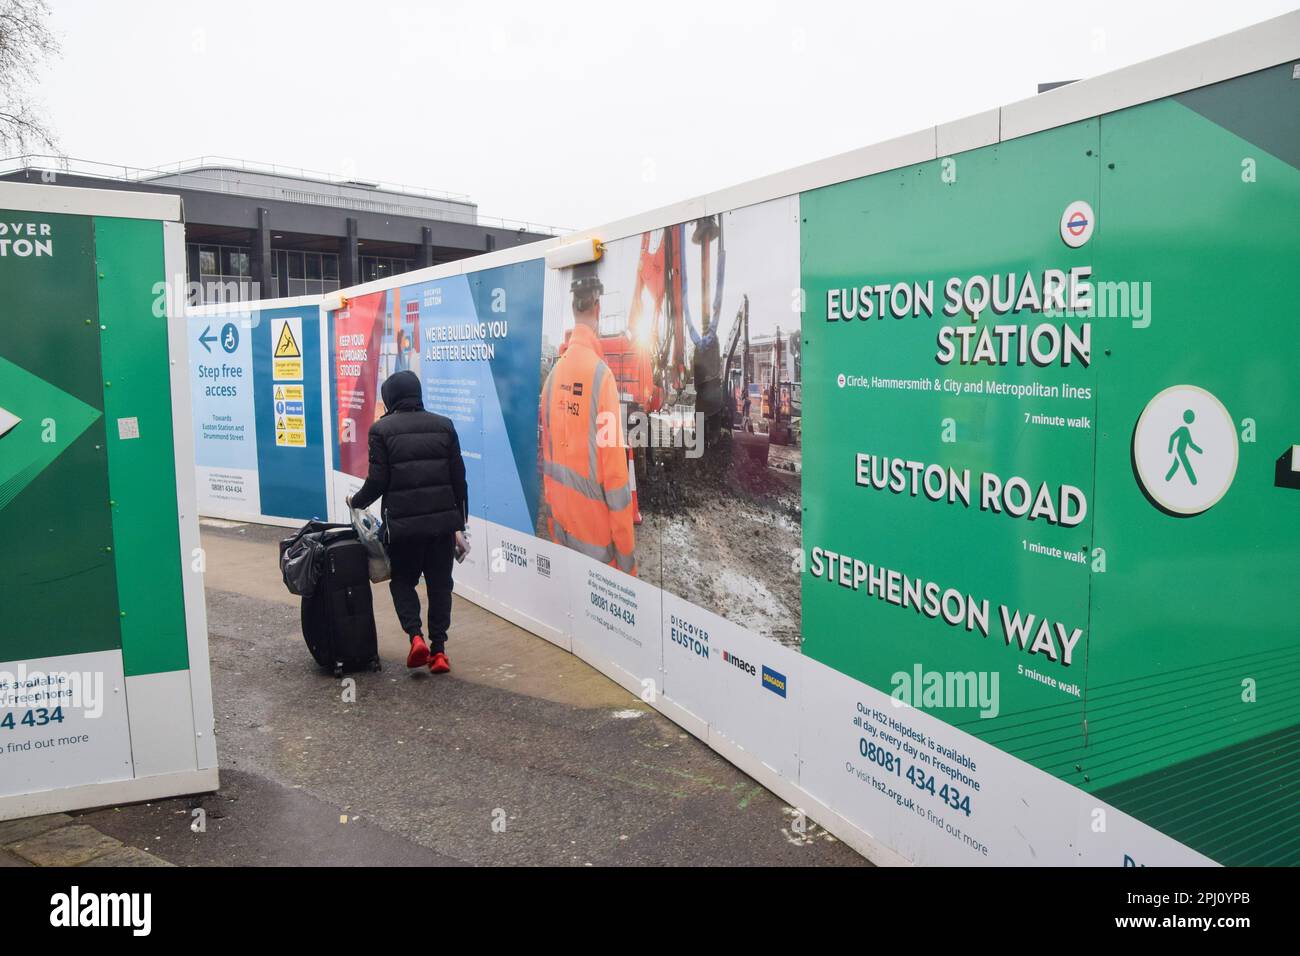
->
<box><xmin>539</xmin><ymin>263</ymin><xmax>637</xmax><ymax>576</ymax></box>
<box><xmin>348</xmin><ymin>369</ymin><xmax>469</xmax><ymax>674</ymax></box>
<box><xmin>1165</xmin><ymin>408</ymin><xmax>1204</xmax><ymax>486</ymax></box>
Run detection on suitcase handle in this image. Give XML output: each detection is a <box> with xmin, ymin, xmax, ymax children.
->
<box><xmin>284</xmin><ymin>519</ymin><xmax>349</xmax><ymax>549</ymax></box>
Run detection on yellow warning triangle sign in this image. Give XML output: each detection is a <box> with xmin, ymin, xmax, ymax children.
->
<box><xmin>274</xmin><ymin>322</ymin><xmax>301</xmax><ymax>358</ymax></box>
<box><xmin>275</xmin><ymin>386</ymin><xmax>284</xmax><ymax>400</ymax></box>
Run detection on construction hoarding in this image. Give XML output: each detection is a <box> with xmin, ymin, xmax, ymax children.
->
<box><xmin>217</xmin><ymin>19</ymin><xmax>1297</xmax><ymax>865</ymax></box>
<box><xmin>799</xmin><ymin>61</ymin><xmax>1299</xmax><ymax>865</ymax></box>
<box><xmin>0</xmin><ymin>183</ymin><xmax>217</xmax><ymax>819</ymax></box>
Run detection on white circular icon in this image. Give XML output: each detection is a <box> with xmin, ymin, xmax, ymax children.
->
<box><xmin>1060</xmin><ymin>200</ymin><xmax>1095</xmax><ymax>248</ymax></box>
<box><xmin>1133</xmin><ymin>385</ymin><xmax>1237</xmax><ymax>516</ymax></box>
<box><xmin>837</xmin><ymin>373</ymin><xmax>846</xmax><ymax>388</ymax></box>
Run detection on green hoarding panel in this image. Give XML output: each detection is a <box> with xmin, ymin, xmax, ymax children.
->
<box><xmin>1</xmin><ymin>183</ymin><xmax>215</xmax><ymax>820</ymax></box>
<box><xmin>0</xmin><ymin>211</ymin><xmax>121</xmax><ymax>662</ymax></box>
<box><xmin>95</xmin><ymin>216</ymin><xmax>190</xmax><ymax>676</ymax></box>
<box><xmin>798</xmin><ymin>61</ymin><xmax>1299</xmax><ymax>864</ymax></box>
<box><xmin>801</xmin><ymin>121</ymin><xmax>1099</xmax><ymax>775</ymax></box>
<box><xmin>1086</xmin><ymin>66</ymin><xmax>1300</xmax><ymax>865</ymax></box>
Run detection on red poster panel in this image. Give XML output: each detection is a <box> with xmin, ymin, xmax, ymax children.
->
<box><xmin>333</xmin><ymin>290</ymin><xmax>386</xmax><ymax>478</ymax></box>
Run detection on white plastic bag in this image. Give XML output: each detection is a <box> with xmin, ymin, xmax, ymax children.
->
<box><xmin>350</xmin><ymin>506</ymin><xmax>391</xmax><ymax>583</ymax></box>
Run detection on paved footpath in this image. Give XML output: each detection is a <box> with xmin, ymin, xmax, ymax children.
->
<box><xmin>12</xmin><ymin>522</ymin><xmax>862</xmax><ymax>867</ymax></box>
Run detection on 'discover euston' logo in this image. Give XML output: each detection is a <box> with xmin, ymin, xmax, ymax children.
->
<box><xmin>669</xmin><ymin>615</ymin><xmax>709</xmax><ymax>659</ymax></box>
<box><xmin>0</xmin><ymin>220</ymin><xmax>54</xmax><ymax>258</ymax></box>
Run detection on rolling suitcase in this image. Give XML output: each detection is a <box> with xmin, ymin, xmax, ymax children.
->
<box><xmin>301</xmin><ymin>533</ymin><xmax>381</xmax><ymax>676</ymax></box>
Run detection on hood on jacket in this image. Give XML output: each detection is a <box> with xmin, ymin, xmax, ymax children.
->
<box><xmin>381</xmin><ymin>370</ymin><xmax>423</xmax><ymax>414</ymax></box>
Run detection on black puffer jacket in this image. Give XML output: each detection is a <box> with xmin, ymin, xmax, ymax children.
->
<box><xmin>350</xmin><ymin>371</ymin><xmax>468</xmax><ymax>542</ymax></box>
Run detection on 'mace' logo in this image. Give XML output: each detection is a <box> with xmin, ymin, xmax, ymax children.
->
<box><xmin>722</xmin><ymin>650</ymin><xmax>756</xmax><ymax>676</ymax></box>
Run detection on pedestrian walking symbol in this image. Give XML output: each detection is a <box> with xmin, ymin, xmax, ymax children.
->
<box><xmin>1134</xmin><ymin>385</ymin><xmax>1237</xmax><ymax>515</ymax></box>
<box><xmin>1165</xmin><ymin>410</ymin><xmax>1204</xmax><ymax>486</ymax></box>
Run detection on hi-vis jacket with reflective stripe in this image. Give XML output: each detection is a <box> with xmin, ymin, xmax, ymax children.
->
<box><xmin>540</xmin><ymin>323</ymin><xmax>637</xmax><ymax>576</ymax></box>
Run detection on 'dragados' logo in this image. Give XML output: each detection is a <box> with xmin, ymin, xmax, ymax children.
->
<box><xmin>1133</xmin><ymin>385</ymin><xmax>1238</xmax><ymax>516</ymax></box>
<box><xmin>761</xmin><ymin>665</ymin><xmax>788</xmax><ymax>698</ymax></box>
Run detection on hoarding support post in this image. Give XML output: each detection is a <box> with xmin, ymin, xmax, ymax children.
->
<box><xmin>341</xmin><ymin>216</ymin><xmax>360</xmax><ymax>287</ymax></box>
<box><xmin>253</xmin><ymin>207</ymin><xmax>274</xmax><ymax>300</ymax></box>
<box><xmin>419</xmin><ymin>225</ymin><xmax>434</xmax><ymax>268</ymax></box>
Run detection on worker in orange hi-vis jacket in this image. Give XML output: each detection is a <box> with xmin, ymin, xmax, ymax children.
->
<box><xmin>540</xmin><ymin>262</ymin><xmax>638</xmax><ymax>576</ymax></box>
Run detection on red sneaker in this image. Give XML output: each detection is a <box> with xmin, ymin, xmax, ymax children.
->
<box><xmin>429</xmin><ymin>651</ymin><xmax>450</xmax><ymax>674</ymax></box>
<box><xmin>406</xmin><ymin>634</ymin><xmax>430</xmax><ymax>669</ymax></box>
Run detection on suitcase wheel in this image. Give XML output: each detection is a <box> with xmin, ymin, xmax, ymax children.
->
<box><xmin>333</xmin><ymin>661</ymin><xmax>344</xmax><ymax>678</ymax></box>
<box><xmin>369</xmin><ymin>658</ymin><xmax>382</xmax><ymax>672</ymax></box>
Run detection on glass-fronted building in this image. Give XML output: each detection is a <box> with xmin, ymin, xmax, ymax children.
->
<box><xmin>1</xmin><ymin>156</ymin><xmax>560</xmax><ymax>303</ymax></box>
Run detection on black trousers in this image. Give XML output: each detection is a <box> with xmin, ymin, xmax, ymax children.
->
<box><xmin>387</xmin><ymin>533</ymin><xmax>455</xmax><ymax>648</ymax></box>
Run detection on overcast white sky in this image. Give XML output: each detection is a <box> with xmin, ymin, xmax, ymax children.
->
<box><xmin>34</xmin><ymin>0</ymin><xmax>1300</xmax><ymax>231</ymax></box>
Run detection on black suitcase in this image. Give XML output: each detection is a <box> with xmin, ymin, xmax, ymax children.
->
<box><xmin>301</xmin><ymin>534</ymin><xmax>381</xmax><ymax>676</ymax></box>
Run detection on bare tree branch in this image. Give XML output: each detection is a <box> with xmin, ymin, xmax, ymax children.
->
<box><xmin>0</xmin><ymin>0</ymin><xmax>60</xmax><ymax>154</ymax></box>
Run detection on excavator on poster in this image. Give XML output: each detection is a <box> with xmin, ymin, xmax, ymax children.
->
<box><xmin>598</xmin><ymin>215</ymin><xmax>800</xmax><ymax>475</ymax></box>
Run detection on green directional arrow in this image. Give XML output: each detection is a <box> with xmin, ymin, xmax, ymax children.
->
<box><xmin>0</xmin><ymin>208</ymin><xmax>125</xmax><ymax>666</ymax></box>
<box><xmin>0</xmin><ymin>355</ymin><xmax>102</xmax><ymax>513</ymax></box>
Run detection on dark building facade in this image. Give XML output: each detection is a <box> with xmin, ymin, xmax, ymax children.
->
<box><xmin>0</xmin><ymin>157</ymin><xmax>558</xmax><ymax>302</ymax></box>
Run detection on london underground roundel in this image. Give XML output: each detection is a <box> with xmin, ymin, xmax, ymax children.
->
<box><xmin>1059</xmin><ymin>200</ymin><xmax>1095</xmax><ymax>248</ymax></box>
